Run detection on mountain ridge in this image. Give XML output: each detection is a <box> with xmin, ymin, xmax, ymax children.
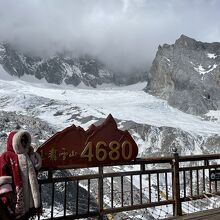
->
<box><xmin>0</xmin><ymin>43</ymin><xmax>146</xmax><ymax>88</ymax></box>
<box><xmin>145</xmin><ymin>34</ymin><xmax>220</xmax><ymax>115</ymax></box>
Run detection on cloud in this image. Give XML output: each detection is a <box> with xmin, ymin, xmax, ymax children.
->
<box><xmin>0</xmin><ymin>0</ymin><xmax>220</xmax><ymax>72</ymax></box>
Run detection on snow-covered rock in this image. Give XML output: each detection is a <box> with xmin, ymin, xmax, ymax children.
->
<box><xmin>145</xmin><ymin>35</ymin><xmax>220</xmax><ymax>115</ymax></box>
<box><xmin>0</xmin><ymin>43</ymin><xmax>146</xmax><ymax>88</ymax></box>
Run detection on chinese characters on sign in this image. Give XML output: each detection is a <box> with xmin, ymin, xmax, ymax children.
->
<box><xmin>42</xmin><ymin>147</ymin><xmax>78</xmax><ymax>161</ymax></box>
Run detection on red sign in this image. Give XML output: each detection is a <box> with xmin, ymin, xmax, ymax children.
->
<box><xmin>37</xmin><ymin>114</ymin><xmax>138</xmax><ymax>169</ymax></box>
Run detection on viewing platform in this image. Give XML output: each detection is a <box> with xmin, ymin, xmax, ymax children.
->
<box><xmin>35</xmin><ymin>153</ymin><xmax>220</xmax><ymax>219</ymax></box>
<box><xmin>1</xmin><ymin>153</ymin><xmax>220</xmax><ymax>219</ymax></box>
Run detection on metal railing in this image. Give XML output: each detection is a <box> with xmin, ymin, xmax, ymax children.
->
<box><xmin>1</xmin><ymin>153</ymin><xmax>220</xmax><ymax>219</ymax></box>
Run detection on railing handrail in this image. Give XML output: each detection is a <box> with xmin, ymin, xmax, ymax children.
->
<box><xmin>39</xmin><ymin>153</ymin><xmax>220</xmax><ymax>171</ymax></box>
<box><xmin>37</xmin><ymin>152</ymin><xmax>220</xmax><ymax>219</ymax></box>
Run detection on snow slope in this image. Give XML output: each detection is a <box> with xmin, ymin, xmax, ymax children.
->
<box><xmin>0</xmin><ymin>66</ymin><xmax>220</xmax><ymax>135</ymax></box>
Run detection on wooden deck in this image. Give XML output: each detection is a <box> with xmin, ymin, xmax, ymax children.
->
<box><xmin>167</xmin><ymin>208</ymin><xmax>220</xmax><ymax>220</ymax></box>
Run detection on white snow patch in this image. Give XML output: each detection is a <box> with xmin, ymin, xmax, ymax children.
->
<box><xmin>164</xmin><ymin>57</ymin><xmax>170</xmax><ymax>62</ymax></box>
<box><xmin>164</xmin><ymin>57</ymin><xmax>171</xmax><ymax>66</ymax></box>
<box><xmin>194</xmin><ymin>64</ymin><xmax>217</xmax><ymax>75</ymax></box>
<box><xmin>72</xmin><ymin>65</ymin><xmax>82</xmax><ymax>77</ymax></box>
<box><xmin>76</xmin><ymin>81</ymin><xmax>147</xmax><ymax>91</ymax></box>
<box><xmin>98</xmin><ymin>69</ymin><xmax>111</xmax><ymax>77</ymax></box>
<box><xmin>0</xmin><ymin>45</ymin><xmax>5</xmax><ymax>52</ymax></box>
<box><xmin>207</xmin><ymin>53</ymin><xmax>218</xmax><ymax>59</ymax></box>
<box><xmin>206</xmin><ymin>110</ymin><xmax>220</xmax><ymax>121</ymax></box>
<box><xmin>96</xmin><ymin>81</ymin><xmax>147</xmax><ymax>91</ymax></box>
<box><xmin>62</xmin><ymin>63</ymin><xmax>73</xmax><ymax>77</ymax></box>
<box><xmin>62</xmin><ymin>63</ymin><xmax>82</xmax><ymax>78</ymax></box>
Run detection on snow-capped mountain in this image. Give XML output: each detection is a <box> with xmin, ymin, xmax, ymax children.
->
<box><xmin>145</xmin><ymin>35</ymin><xmax>220</xmax><ymax>115</ymax></box>
<box><xmin>0</xmin><ymin>43</ymin><xmax>146</xmax><ymax>88</ymax></box>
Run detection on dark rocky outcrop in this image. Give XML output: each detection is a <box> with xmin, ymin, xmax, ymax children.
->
<box><xmin>145</xmin><ymin>35</ymin><xmax>220</xmax><ymax>115</ymax></box>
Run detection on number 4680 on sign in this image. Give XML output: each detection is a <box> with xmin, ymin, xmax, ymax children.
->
<box><xmin>80</xmin><ymin>141</ymin><xmax>133</xmax><ymax>162</ymax></box>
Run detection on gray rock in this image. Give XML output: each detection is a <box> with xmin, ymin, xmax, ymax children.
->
<box><xmin>119</xmin><ymin>119</ymin><xmax>220</xmax><ymax>157</ymax></box>
<box><xmin>0</xmin><ymin>111</ymin><xmax>56</xmax><ymax>153</ymax></box>
<box><xmin>145</xmin><ymin>34</ymin><xmax>220</xmax><ymax>115</ymax></box>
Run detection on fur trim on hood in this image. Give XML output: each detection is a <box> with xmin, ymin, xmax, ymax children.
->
<box><xmin>8</xmin><ymin>130</ymin><xmax>32</xmax><ymax>154</ymax></box>
<box><xmin>30</xmin><ymin>152</ymin><xmax>42</xmax><ymax>170</ymax></box>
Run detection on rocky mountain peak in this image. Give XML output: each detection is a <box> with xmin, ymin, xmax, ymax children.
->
<box><xmin>145</xmin><ymin>35</ymin><xmax>220</xmax><ymax>115</ymax></box>
<box><xmin>174</xmin><ymin>34</ymin><xmax>197</xmax><ymax>48</ymax></box>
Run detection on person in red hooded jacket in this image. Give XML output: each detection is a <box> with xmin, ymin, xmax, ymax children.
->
<box><xmin>0</xmin><ymin>130</ymin><xmax>42</xmax><ymax>219</ymax></box>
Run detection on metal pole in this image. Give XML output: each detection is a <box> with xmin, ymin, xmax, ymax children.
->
<box><xmin>172</xmin><ymin>150</ymin><xmax>182</xmax><ymax>216</ymax></box>
<box><xmin>98</xmin><ymin>166</ymin><xmax>104</xmax><ymax>220</ymax></box>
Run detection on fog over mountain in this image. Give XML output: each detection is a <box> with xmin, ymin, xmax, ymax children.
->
<box><xmin>0</xmin><ymin>0</ymin><xmax>220</xmax><ymax>73</ymax></box>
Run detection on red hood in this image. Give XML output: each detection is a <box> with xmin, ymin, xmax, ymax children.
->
<box><xmin>7</xmin><ymin>131</ymin><xmax>17</xmax><ymax>152</ymax></box>
<box><xmin>6</xmin><ymin>130</ymin><xmax>31</xmax><ymax>154</ymax></box>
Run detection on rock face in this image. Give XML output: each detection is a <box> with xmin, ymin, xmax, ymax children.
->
<box><xmin>119</xmin><ymin>120</ymin><xmax>220</xmax><ymax>157</ymax></box>
<box><xmin>0</xmin><ymin>43</ymin><xmax>145</xmax><ymax>87</ymax></box>
<box><xmin>145</xmin><ymin>35</ymin><xmax>220</xmax><ymax>115</ymax></box>
<box><xmin>0</xmin><ymin>111</ymin><xmax>56</xmax><ymax>153</ymax></box>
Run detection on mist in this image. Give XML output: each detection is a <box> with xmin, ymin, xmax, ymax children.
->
<box><xmin>0</xmin><ymin>0</ymin><xmax>220</xmax><ymax>73</ymax></box>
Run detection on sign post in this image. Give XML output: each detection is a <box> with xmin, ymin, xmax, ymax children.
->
<box><xmin>37</xmin><ymin>114</ymin><xmax>138</xmax><ymax>169</ymax></box>
<box><xmin>210</xmin><ymin>170</ymin><xmax>220</xmax><ymax>181</ymax></box>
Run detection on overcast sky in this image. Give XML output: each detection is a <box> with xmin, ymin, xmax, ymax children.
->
<box><xmin>0</xmin><ymin>0</ymin><xmax>220</xmax><ymax>72</ymax></box>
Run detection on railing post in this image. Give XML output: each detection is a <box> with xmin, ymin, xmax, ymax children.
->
<box><xmin>98</xmin><ymin>166</ymin><xmax>104</xmax><ymax>220</ymax></box>
<box><xmin>172</xmin><ymin>149</ymin><xmax>182</xmax><ymax>216</ymax></box>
